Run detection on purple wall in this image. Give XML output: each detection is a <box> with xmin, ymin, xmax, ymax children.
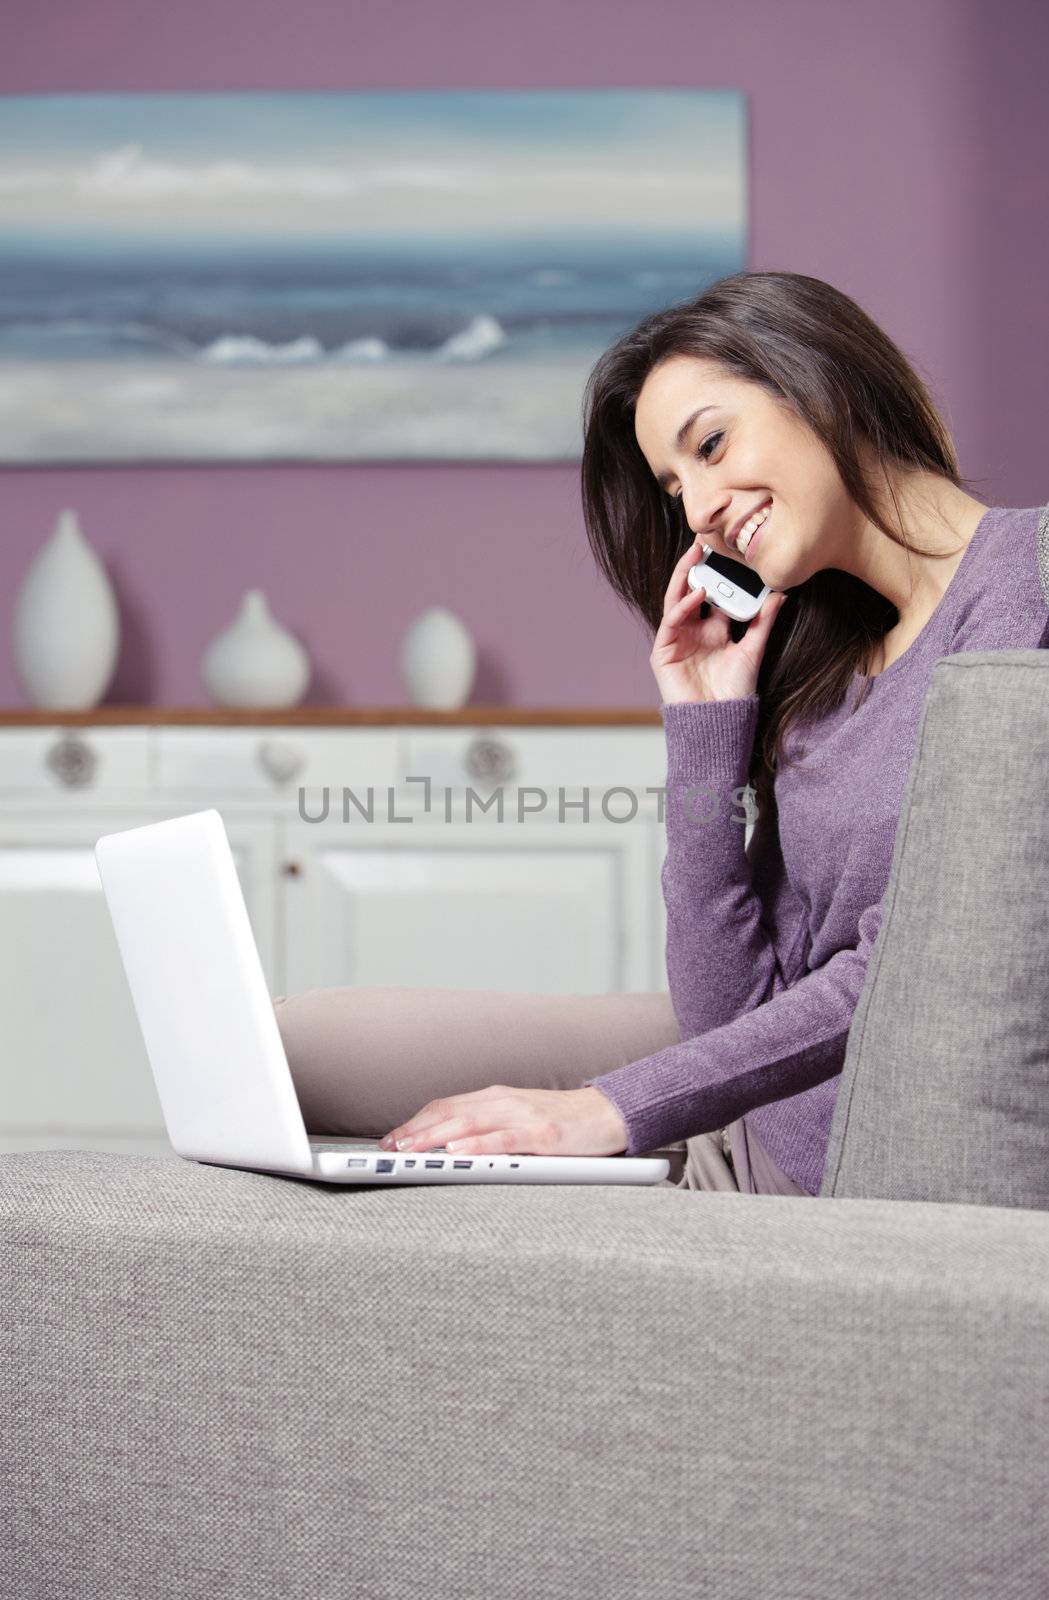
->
<box><xmin>2</xmin><ymin>0</ymin><xmax>1046</xmax><ymax>709</ymax></box>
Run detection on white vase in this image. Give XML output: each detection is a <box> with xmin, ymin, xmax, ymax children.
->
<box><xmin>11</xmin><ymin>508</ymin><xmax>120</xmax><ymax>710</ymax></box>
<box><xmin>399</xmin><ymin>606</ymin><xmax>477</xmax><ymax>710</ymax></box>
<box><xmin>201</xmin><ymin>589</ymin><xmax>311</xmax><ymax>708</ymax></box>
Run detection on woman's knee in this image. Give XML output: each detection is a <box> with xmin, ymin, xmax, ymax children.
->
<box><xmin>272</xmin><ymin>985</ymin><xmax>527</xmax><ymax>1135</ymax></box>
<box><xmin>271</xmin><ymin>988</ymin><xmax>377</xmax><ymax>1135</ymax></box>
<box><xmin>271</xmin><ymin>985</ymin><xmax>683</xmax><ymax>1137</ymax></box>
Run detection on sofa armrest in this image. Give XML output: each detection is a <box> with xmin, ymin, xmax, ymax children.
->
<box><xmin>2</xmin><ymin>1150</ymin><xmax>1047</xmax><ymax>1600</ymax></box>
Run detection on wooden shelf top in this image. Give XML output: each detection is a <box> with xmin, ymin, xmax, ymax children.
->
<box><xmin>0</xmin><ymin>705</ymin><xmax>663</xmax><ymax>728</ymax></box>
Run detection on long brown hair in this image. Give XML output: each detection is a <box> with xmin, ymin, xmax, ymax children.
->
<box><xmin>580</xmin><ymin>269</ymin><xmax>986</xmax><ymax>824</ymax></box>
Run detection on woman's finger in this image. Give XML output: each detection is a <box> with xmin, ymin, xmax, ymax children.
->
<box><xmin>392</xmin><ymin>1114</ymin><xmax>512</xmax><ymax>1152</ymax></box>
<box><xmin>663</xmin><ymin>542</ymin><xmax>705</xmax><ymax>608</ymax></box>
<box><xmin>665</xmin><ymin>585</ymin><xmax>707</xmax><ymax>623</ymax></box>
<box><xmin>445</xmin><ymin>1129</ymin><xmax>514</xmax><ymax>1153</ymax></box>
<box><xmin>750</xmin><ymin>589</ymin><xmax>788</xmax><ymax>636</ymax></box>
<box><xmin>381</xmin><ymin>1086</ymin><xmax>512</xmax><ymax>1147</ymax></box>
<box><xmin>393</xmin><ymin>1121</ymin><xmax>470</xmax><ymax>1150</ymax></box>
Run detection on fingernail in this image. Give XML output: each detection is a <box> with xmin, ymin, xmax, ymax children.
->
<box><xmin>396</xmin><ymin>1137</ymin><xmax>414</xmax><ymax>1150</ymax></box>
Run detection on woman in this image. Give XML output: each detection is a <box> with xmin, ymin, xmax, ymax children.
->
<box><xmin>274</xmin><ymin>269</ymin><xmax>1049</xmax><ymax>1196</ymax></box>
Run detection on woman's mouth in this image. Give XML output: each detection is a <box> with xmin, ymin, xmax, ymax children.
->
<box><xmin>735</xmin><ymin>500</ymin><xmax>772</xmax><ymax>563</ymax></box>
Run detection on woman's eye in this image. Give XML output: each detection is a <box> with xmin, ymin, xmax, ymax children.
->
<box><xmin>668</xmin><ymin>431</ymin><xmax>723</xmax><ymax>499</ymax></box>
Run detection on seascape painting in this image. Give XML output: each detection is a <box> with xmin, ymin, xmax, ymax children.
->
<box><xmin>0</xmin><ymin>90</ymin><xmax>747</xmax><ymax>463</ymax></box>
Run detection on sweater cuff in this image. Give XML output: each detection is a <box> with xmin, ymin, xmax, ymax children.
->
<box><xmin>661</xmin><ymin>696</ymin><xmax>760</xmax><ymax>780</ymax></box>
<box><xmin>581</xmin><ymin>1054</ymin><xmax>700</xmax><ymax>1159</ymax></box>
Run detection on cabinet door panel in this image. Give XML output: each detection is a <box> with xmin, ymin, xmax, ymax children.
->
<box><xmin>0</xmin><ymin>810</ymin><xmax>276</xmax><ymax>1148</ymax></box>
<box><xmin>282</xmin><ymin>823</ymin><xmax>633</xmax><ymax>994</ymax></box>
<box><xmin>0</xmin><ymin>835</ymin><xmax>163</xmax><ymax>1133</ymax></box>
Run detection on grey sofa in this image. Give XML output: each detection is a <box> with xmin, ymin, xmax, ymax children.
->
<box><xmin>4</xmin><ymin>648</ymin><xmax>1049</xmax><ymax>1600</ymax></box>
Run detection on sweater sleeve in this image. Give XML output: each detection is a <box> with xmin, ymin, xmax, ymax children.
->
<box><xmin>582</xmin><ymin>900</ymin><xmax>884</xmax><ymax>1157</ymax></box>
<box><xmin>658</xmin><ymin>696</ymin><xmax>791</xmax><ymax>1039</ymax></box>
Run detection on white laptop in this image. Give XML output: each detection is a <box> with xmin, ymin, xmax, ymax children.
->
<box><xmin>94</xmin><ymin>809</ymin><xmax>670</xmax><ymax>1187</ymax></box>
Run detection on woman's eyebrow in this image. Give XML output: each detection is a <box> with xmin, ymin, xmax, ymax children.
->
<box><xmin>655</xmin><ymin>404</ymin><xmax>718</xmax><ymax>489</ymax></box>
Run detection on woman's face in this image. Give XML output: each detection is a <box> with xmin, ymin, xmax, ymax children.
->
<box><xmin>633</xmin><ymin>353</ymin><xmax>857</xmax><ymax>587</ymax></box>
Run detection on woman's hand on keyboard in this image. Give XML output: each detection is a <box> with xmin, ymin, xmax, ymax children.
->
<box><xmin>378</xmin><ymin>1084</ymin><xmax>630</xmax><ymax>1157</ymax></box>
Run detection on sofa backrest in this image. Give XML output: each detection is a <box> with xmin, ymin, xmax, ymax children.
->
<box><xmin>820</xmin><ymin>645</ymin><xmax>1049</xmax><ymax>1207</ymax></box>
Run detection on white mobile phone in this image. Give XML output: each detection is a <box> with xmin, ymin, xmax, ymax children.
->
<box><xmin>687</xmin><ymin>543</ymin><xmax>772</xmax><ymax>623</ymax></box>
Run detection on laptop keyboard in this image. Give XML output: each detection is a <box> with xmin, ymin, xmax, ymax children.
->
<box><xmin>310</xmin><ymin>1139</ymin><xmax>447</xmax><ymax>1154</ymax></box>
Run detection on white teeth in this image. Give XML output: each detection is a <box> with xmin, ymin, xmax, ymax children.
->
<box><xmin>735</xmin><ymin>502</ymin><xmax>771</xmax><ymax>553</ymax></box>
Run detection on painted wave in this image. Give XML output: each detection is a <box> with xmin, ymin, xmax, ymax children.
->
<box><xmin>0</xmin><ymin>240</ymin><xmax>729</xmax><ymax>370</ymax></box>
<box><xmin>0</xmin><ymin>312</ymin><xmax>513</xmax><ymax>365</ymax></box>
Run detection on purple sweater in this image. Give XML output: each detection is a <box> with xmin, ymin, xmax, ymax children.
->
<box><xmin>583</xmin><ymin>502</ymin><xmax>1049</xmax><ymax>1195</ymax></box>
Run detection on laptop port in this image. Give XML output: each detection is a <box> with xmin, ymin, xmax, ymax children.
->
<box><xmin>453</xmin><ymin>1160</ymin><xmax>473</xmax><ymax>1169</ymax></box>
<box><xmin>376</xmin><ymin>1158</ymin><xmax>394</xmax><ymax>1173</ymax></box>
<box><xmin>425</xmin><ymin>1158</ymin><xmax>444</xmax><ymax>1168</ymax></box>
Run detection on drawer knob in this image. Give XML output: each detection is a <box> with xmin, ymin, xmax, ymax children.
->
<box><xmin>463</xmin><ymin>734</ymin><xmax>516</xmax><ymax>783</ymax></box>
<box><xmin>45</xmin><ymin>735</ymin><xmax>97</xmax><ymax>788</ymax></box>
<box><xmin>257</xmin><ymin>740</ymin><xmax>305</xmax><ymax>785</ymax></box>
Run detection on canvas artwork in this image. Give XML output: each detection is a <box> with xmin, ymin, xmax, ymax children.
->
<box><xmin>0</xmin><ymin>90</ymin><xmax>746</xmax><ymax>464</ymax></box>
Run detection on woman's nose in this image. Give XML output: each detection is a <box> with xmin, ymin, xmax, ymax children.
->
<box><xmin>680</xmin><ymin>486</ymin><xmax>724</xmax><ymax>546</ymax></box>
<box><xmin>684</xmin><ymin>504</ymin><xmax>718</xmax><ymax>548</ymax></box>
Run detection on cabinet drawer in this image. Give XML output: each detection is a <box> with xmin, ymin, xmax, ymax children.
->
<box><xmin>0</xmin><ymin>728</ymin><xmax>151</xmax><ymax>792</ymax></box>
<box><xmin>396</xmin><ymin>727</ymin><xmax>666</xmax><ymax>795</ymax></box>
<box><xmin>154</xmin><ymin>729</ymin><xmax>398</xmax><ymax>794</ymax></box>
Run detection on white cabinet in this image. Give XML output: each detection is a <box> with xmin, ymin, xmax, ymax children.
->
<box><xmin>0</xmin><ymin>720</ymin><xmax>675</xmax><ymax>1156</ymax></box>
<box><xmin>0</xmin><ymin>804</ymin><xmax>279</xmax><ymax>1155</ymax></box>
<box><xmin>282</xmin><ymin>818</ymin><xmax>653</xmax><ymax>995</ymax></box>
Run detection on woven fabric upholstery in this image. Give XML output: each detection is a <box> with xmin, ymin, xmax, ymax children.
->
<box><xmin>3</xmin><ymin>1149</ymin><xmax>1049</xmax><ymax>1599</ymax></box>
<box><xmin>821</xmin><ymin>650</ymin><xmax>1049</xmax><ymax>1205</ymax></box>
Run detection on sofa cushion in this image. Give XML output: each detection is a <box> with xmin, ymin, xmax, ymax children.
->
<box><xmin>5</xmin><ymin>1149</ymin><xmax>1049</xmax><ymax>1598</ymax></box>
<box><xmin>821</xmin><ymin>651</ymin><xmax>1049</xmax><ymax>1207</ymax></box>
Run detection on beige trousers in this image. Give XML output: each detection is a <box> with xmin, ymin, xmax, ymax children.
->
<box><xmin>270</xmin><ymin>986</ymin><xmax>810</xmax><ymax>1198</ymax></box>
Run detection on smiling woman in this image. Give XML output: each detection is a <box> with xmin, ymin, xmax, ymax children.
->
<box><xmin>570</xmin><ymin>266</ymin><xmax>1048</xmax><ymax>1199</ymax></box>
<box><xmin>580</xmin><ymin>268</ymin><xmax>990</xmax><ymax>824</ymax></box>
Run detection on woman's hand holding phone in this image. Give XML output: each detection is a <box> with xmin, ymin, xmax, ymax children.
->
<box><xmin>650</xmin><ymin>539</ymin><xmax>789</xmax><ymax>704</ymax></box>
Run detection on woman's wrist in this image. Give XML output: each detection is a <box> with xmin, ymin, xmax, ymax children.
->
<box><xmin>577</xmin><ymin>1085</ymin><xmax>630</xmax><ymax>1153</ymax></box>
